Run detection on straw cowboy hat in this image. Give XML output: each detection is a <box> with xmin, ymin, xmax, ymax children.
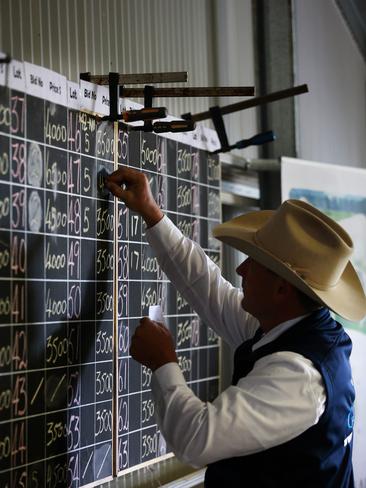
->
<box><xmin>212</xmin><ymin>199</ymin><xmax>366</xmax><ymax>322</ymax></box>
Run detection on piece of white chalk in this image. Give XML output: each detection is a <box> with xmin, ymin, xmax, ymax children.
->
<box><xmin>148</xmin><ymin>305</ymin><xmax>164</xmax><ymax>323</ymax></box>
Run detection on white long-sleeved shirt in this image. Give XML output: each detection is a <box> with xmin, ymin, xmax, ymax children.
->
<box><xmin>146</xmin><ymin>216</ymin><xmax>326</xmax><ymax>468</ymax></box>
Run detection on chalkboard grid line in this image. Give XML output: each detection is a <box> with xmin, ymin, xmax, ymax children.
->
<box><xmin>0</xmin><ymin>313</ymin><xmax>223</xmax><ymax>327</ymax></box>
<box><xmin>0</xmin><ymin>189</ymin><xmax>221</xmax><ymax>227</ymax></box>
<box><xmin>0</xmin><ymin>129</ymin><xmax>220</xmax><ymax>191</ymax></box>
<box><xmin>0</xmin><ymin>129</ymin><xmax>119</xmax><ymax>166</ymax></box>
<box><xmin>0</xmin><ymin>226</ymin><xmax>221</xmax><ymax>245</ymax></box>
<box><xmin>0</xmin><ymin>344</ymin><xmax>219</xmax><ymax>378</ymax></box>
<box><xmin>0</xmin><ymin>227</ymin><xmax>220</xmax><ymax>244</ymax></box>
<box><xmin>0</xmin><ymin>227</ymin><xmax>115</xmax><ymax>243</ymax></box>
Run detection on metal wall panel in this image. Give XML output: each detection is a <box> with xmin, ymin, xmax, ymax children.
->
<box><xmin>0</xmin><ymin>0</ymin><xmax>257</xmax><ymax>146</ymax></box>
<box><xmin>294</xmin><ymin>0</ymin><xmax>366</xmax><ymax>168</ymax></box>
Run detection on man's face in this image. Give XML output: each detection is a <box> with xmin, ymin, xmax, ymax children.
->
<box><xmin>236</xmin><ymin>257</ymin><xmax>280</xmax><ymax>320</ymax></box>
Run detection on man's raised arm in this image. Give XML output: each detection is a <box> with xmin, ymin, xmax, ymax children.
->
<box><xmin>105</xmin><ymin>167</ymin><xmax>258</xmax><ymax>348</ymax></box>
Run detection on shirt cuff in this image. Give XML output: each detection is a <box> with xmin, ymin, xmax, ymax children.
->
<box><xmin>153</xmin><ymin>362</ymin><xmax>187</xmax><ymax>390</ymax></box>
<box><xmin>145</xmin><ymin>215</ymin><xmax>184</xmax><ymax>255</ymax></box>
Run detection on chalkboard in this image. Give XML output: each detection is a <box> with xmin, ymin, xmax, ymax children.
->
<box><xmin>0</xmin><ymin>60</ymin><xmax>221</xmax><ymax>487</ymax></box>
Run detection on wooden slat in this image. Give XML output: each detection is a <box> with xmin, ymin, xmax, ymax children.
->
<box><xmin>120</xmin><ymin>86</ymin><xmax>255</xmax><ymax>98</ymax></box>
<box><xmin>83</xmin><ymin>71</ymin><xmax>188</xmax><ymax>84</ymax></box>
<box><xmin>188</xmin><ymin>84</ymin><xmax>309</xmax><ymax>122</ymax></box>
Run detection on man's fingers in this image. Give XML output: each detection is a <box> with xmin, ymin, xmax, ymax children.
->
<box><xmin>134</xmin><ymin>319</ymin><xmax>154</xmax><ymax>339</ymax></box>
<box><xmin>106</xmin><ymin>166</ymin><xmax>143</xmax><ymax>185</ymax></box>
<box><xmin>105</xmin><ymin>167</ymin><xmax>150</xmax><ymax>207</ymax></box>
<box><xmin>105</xmin><ymin>180</ymin><xmax>129</xmax><ymax>200</ymax></box>
<box><xmin>155</xmin><ymin>321</ymin><xmax>167</xmax><ymax>329</ymax></box>
<box><xmin>140</xmin><ymin>317</ymin><xmax>155</xmax><ymax>327</ymax></box>
<box><xmin>105</xmin><ymin>180</ymin><xmax>137</xmax><ymax>209</ymax></box>
<box><xmin>139</xmin><ymin>317</ymin><xmax>168</xmax><ymax>331</ymax></box>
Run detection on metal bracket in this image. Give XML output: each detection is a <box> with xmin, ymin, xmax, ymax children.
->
<box><xmin>209</xmin><ymin>106</ymin><xmax>230</xmax><ymax>152</ymax></box>
<box><xmin>143</xmin><ymin>85</ymin><xmax>154</xmax><ymax>132</ymax></box>
<box><xmin>207</xmin><ymin>105</ymin><xmax>275</xmax><ymax>154</ymax></box>
<box><xmin>108</xmin><ymin>71</ymin><xmax>119</xmax><ymax>121</ymax></box>
<box><xmin>182</xmin><ymin>84</ymin><xmax>308</xmax><ymax>154</ymax></box>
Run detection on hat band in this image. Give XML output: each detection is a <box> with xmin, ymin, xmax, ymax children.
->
<box><xmin>253</xmin><ymin>231</ymin><xmax>339</xmax><ymax>291</ymax></box>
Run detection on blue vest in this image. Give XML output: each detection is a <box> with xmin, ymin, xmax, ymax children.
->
<box><xmin>205</xmin><ymin>308</ymin><xmax>355</xmax><ymax>487</ymax></box>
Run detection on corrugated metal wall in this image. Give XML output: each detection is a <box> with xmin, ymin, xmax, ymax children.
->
<box><xmin>1</xmin><ymin>0</ymin><xmax>214</xmax><ymax>114</ymax></box>
<box><xmin>0</xmin><ymin>0</ymin><xmax>258</xmax><ymax>153</ymax></box>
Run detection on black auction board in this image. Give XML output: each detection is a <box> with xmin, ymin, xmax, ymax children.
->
<box><xmin>0</xmin><ymin>81</ymin><xmax>220</xmax><ymax>487</ymax></box>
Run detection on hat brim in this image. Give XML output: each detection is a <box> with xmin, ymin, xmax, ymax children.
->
<box><xmin>213</xmin><ymin>211</ymin><xmax>366</xmax><ymax>322</ymax></box>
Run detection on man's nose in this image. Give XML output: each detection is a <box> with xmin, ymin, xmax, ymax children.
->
<box><xmin>236</xmin><ymin>257</ymin><xmax>250</xmax><ymax>277</ymax></box>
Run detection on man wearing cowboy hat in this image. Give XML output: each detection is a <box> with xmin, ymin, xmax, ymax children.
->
<box><xmin>106</xmin><ymin>167</ymin><xmax>366</xmax><ymax>487</ymax></box>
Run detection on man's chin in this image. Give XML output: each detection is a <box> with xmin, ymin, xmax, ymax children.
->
<box><xmin>241</xmin><ymin>298</ymin><xmax>257</xmax><ymax>318</ymax></box>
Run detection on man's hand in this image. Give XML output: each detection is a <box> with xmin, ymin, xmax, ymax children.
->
<box><xmin>105</xmin><ymin>167</ymin><xmax>163</xmax><ymax>227</ymax></box>
<box><xmin>130</xmin><ymin>317</ymin><xmax>178</xmax><ymax>371</ymax></box>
